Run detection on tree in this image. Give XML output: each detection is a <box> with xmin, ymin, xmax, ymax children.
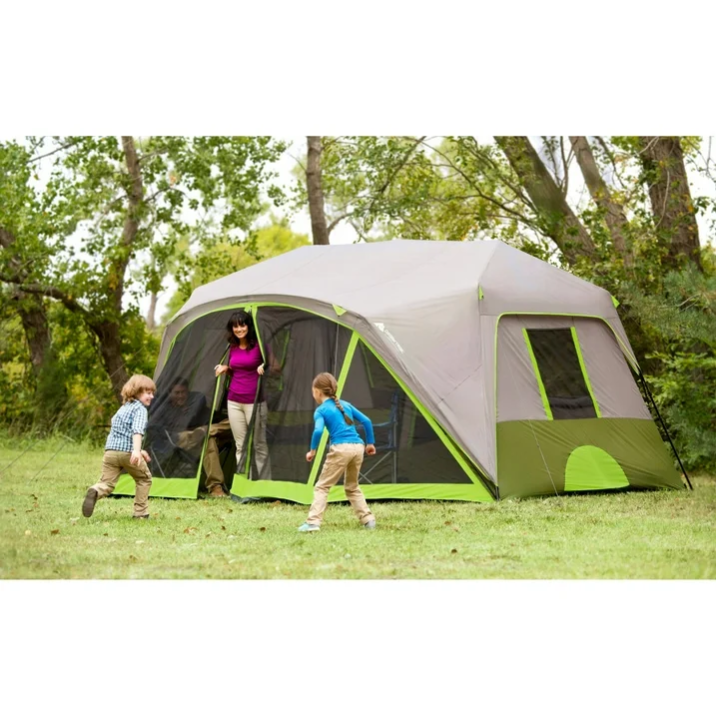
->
<box><xmin>0</xmin><ymin>136</ymin><xmax>285</xmax><ymax>403</ymax></box>
<box><xmin>637</xmin><ymin>136</ymin><xmax>702</xmax><ymax>271</ymax></box>
<box><xmin>569</xmin><ymin>136</ymin><xmax>632</xmax><ymax>267</ymax></box>
<box><xmin>297</xmin><ymin>136</ymin><xmax>429</xmax><ymax>245</ymax></box>
<box><xmin>0</xmin><ymin>143</ymin><xmax>53</xmax><ymax>378</ymax></box>
<box><xmin>494</xmin><ymin>136</ymin><xmax>597</xmax><ymax>264</ymax></box>
<box><xmin>0</xmin><ymin>141</ymin><xmax>69</xmax><ymax>421</ymax></box>
<box><xmin>306</xmin><ymin>137</ymin><xmax>330</xmax><ymax>245</ymax></box>
<box><xmin>300</xmin><ymin>136</ymin><xmax>707</xmax><ymax>271</ymax></box>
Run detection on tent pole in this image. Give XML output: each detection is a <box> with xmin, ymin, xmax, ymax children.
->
<box><xmin>637</xmin><ymin>370</ymin><xmax>693</xmax><ymax>490</ymax></box>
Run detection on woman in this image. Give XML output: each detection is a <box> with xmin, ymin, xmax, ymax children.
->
<box><xmin>214</xmin><ymin>310</ymin><xmax>272</xmax><ymax>482</ymax></box>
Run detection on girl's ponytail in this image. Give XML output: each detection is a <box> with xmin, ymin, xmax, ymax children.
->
<box><xmin>332</xmin><ymin>395</ymin><xmax>353</xmax><ymax>426</ymax></box>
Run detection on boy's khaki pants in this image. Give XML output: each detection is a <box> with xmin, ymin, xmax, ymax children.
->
<box><xmin>91</xmin><ymin>450</ymin><xmax>152</xmax><ymax>517</ymax></box>
<box><xmin>307</xmin><ymin>444</ymin><xmax>374</xmax><ymax>526</ymax></box>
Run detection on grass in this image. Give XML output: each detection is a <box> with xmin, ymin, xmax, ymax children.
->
<box><xmin>1</xmin><ymin>437</ymin><xmax>715</xmax><ymax>579</ymax></box>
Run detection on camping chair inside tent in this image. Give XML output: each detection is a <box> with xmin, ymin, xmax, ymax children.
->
<box><xmin>358</xmin><ymin>390</ymin><xmax>400</xmax><ymax>484</ymax></box>
<box><xmin>146</xmin><ymin>426</ymin><xmax>201</xmax><ymax>479</ymax></box>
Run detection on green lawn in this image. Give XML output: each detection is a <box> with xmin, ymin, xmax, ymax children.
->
<box><xmin>1</xmin><ymin>437</ymin><xmax>715</xmax><ymax>579</ymax></box>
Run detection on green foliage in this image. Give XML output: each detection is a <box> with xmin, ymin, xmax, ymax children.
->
<box><xmin>647</xmin><ymin>352</ymin><xmax>716</xmax><ymax>469</ymax></box>
<box><xmin>8</xmin><ymin>136</ymin><xmax>286</xmax><ymax>316</ymax></box>
<box><xmin>292</xmin><ymin>136</ymin><xmax>546</xmax><ymax>246</ymax></box>
<box><xmin>613</xmin><ymin>260</ymin><xmax>716</xmax><ymax>471</ymax></box>
<box><xmin>1</xmin><ymin>136</ymin><xmax>286</xmax><ymax>427</ymax></box>
<box><xmin>0</xmin><ymin>299</ymin><xmax>160</xmax><ymax>442</ymax></box>
<box><xmin>0</xmin><ymin>308</ymin><xmax>34</xmax><ymax>429</ymax></box>
<box><xmin>163</xmin><ymin>220</ymin><xmax>310</xmax><ymax>321</ymax></box>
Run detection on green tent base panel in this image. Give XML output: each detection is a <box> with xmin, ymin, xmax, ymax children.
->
<box><xmin>113</xmin><ymin>473</ymin><xmax>199</xmax><ymax>499</ymax></box>
<box><xmin>497</xmin><ymin>417</ymin><xmax>683</xmax><ymax>499</ymax></box>
<box><xmin>231</xmin><ymin>474</ymin><xmax>495</xmax><ymax>504</ymax></box>
<box><xmin>565</xmin><ymin>445</ymin><xmax>630</xmax><ymax>491</ymax></box>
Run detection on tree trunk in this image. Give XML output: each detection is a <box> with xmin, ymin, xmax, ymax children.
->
<box><xmin>494</xmin><ymin>136</ymin><xmax>596</xmax><ymax>265</ymax></box>
<box><xmin>638</xmin><ymin>136</ymin><xmax>702</xmax><ymax>271</ymax></box>
<box><xmin>17</xmin><ymin>294</ymin><xmax>68</xmax><ymax>422</ymax></box>
<box><xmin>115</xmin><ymin>136</ymin><xmax>144</xmax><ymax>312</ymax></box>
<box><xmin>92</xmin><ymin>320</ymin><xmax>130</xmax><ymax>403</ymax></box>
<box><xmin>306</xmin><ymin>136</ymin><xmax>330</xmax><ymax>245</ymax></box>
<box><xmin>569</xmin><ymin>136</ymin><xmax>633</xmax><ymax>267</ymax></box>
<box><xmin>14</xmin><ymin>291</ymin><xmax>51</xmax><ymax>378</ymax></box>
<box><xmin>87</xmin><ymin>135</ymin><xmax>145</xmax><ymax>402</ymax></box>
<box><xmin>146</xmin><ymin>291</ymin><xmax>158</xmax><ymax>331</ymax></box>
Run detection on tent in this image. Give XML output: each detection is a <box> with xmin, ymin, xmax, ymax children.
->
<box><xmin>114</xmin><ymin>239</ymin><xmax>684</xmax><ymax>503</ymax></box>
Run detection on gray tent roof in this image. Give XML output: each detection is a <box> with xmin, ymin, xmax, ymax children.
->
<box><xmin>173</xmin><ymin>239</ymin><xmax>618</xmax><ymax>323</ymax></box>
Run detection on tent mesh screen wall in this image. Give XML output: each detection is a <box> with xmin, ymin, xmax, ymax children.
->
<box><xmin>246</xmin><ymin>307</ymin><xmax>354</xmax><ymax>485</ymax></box>
<box><xmin>143</xmin><ymin>310</ymin><xmax>229</xmax><ymax>484</ymax></box>
<box><xmin>245</xmin><ymin>307</ymin><xmax>474</xmax><ymax>489</ymax></box>
<box><xmin>122</xmin><ymin>306</ymin><xmax>526</xmax><ymax>499</ymax></box>
<box><xmin>334</xmin><ymin>342</ymin><xmax>472</xmax><ymax>485</ymax></box>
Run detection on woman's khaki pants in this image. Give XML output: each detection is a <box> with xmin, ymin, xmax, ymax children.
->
<box><xmin>227</xmin><ymin>400</ymin><xmax>271</xmax><ymax>480</ymax></box>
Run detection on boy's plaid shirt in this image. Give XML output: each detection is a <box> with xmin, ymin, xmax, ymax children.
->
<box><xmin>105</xmin><ymin>400</ymin><xmax>148</xmax><ymax>452</ymax></box>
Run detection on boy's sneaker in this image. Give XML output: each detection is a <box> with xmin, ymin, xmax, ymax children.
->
<box><xmin>364</xmin><ymin>520</ymin><xmax>376</xmax><ymax>529</ymax></box>
<box><xmin>297</xmin><ymin>523</ymin><xmax>320</xmax><ymax>532</ymax></box>
<box><xmin>82</xmin><ymin>488</ymin><xmax>98</xmax><ymax>518</ymax></box>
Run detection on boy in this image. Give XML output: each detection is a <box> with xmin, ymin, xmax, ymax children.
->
<box><xmin>82</xmin><ymin>374</ymin><xmax>156</xmax><ymax>519</ymax></box>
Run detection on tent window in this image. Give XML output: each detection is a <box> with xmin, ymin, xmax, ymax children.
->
<box><xmin>525</xmin><ymin>328</ymin><xmax>597</xmax><ymax>420</ymax></box>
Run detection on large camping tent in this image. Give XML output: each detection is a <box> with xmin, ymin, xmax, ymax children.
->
<box><xmin>115</xmin><ymin>240</ymin><xmax>684</xmax><ymax>503</ymax></box>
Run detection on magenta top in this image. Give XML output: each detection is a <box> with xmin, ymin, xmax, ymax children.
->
<box><xmin>227</xmin><ymin>343</ymin><xmax>264</xmax><ymax>404</ymax></box>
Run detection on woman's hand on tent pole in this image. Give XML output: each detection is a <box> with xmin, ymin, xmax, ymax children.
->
<box><xmin>214</xmin><ymin>364</ymin><xmax>229</xmax><ymax>377</ymax></box>
<box><xmin>257</xmin><ymin>363</ymin><xmax>265</xmax><ymax>376</ymax></box>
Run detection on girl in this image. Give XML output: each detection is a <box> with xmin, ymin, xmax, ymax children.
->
<box><xmin>214</xmin><ymin>309</ymin><xmax>271</xmax><ymax>484</ymax></box>
<box><xmin>298</xmin><ymin>372</ymin><xmax>377</xmax><ymax>532</ymax></box>
<box><xmin>82</xmin><ymin>374</ymin><xmax>156</xmax><ymax>519</ymax></box>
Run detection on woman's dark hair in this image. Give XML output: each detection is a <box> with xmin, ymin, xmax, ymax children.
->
<box><xmin>226</xmin><ymin>309</ymin><xmax>258</xmax><ymax>348</ymax></box>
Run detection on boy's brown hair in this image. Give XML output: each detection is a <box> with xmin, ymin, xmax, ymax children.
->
<box><xmin>121</xmin><ymin>374</ymin><xmax>156</xmax><ymax>404</ymax></box>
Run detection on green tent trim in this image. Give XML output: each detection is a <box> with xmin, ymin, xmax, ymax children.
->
<box><xmin>522</xmin><ymin>327</ymin><xmax>554</xmax><ymax>420</ymax></box>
